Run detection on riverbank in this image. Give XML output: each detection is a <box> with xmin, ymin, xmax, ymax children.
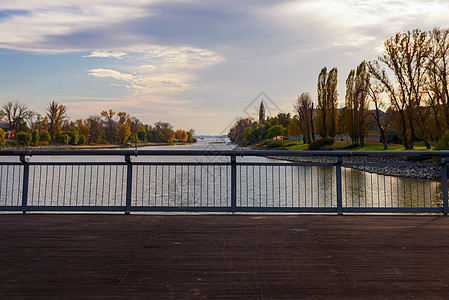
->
<box><xmin>268</xmin><ymin>154</ymin><xmax>440</xmax><ymax>179</ymax></box>
<box><xmin>0</xmin><ymin>142</ymin><xmax>190</xmax><ymax>151</ymax></box>
<box><xmin>234</xmin><ymin>145</ymin><xmax>442</xmax><ymax>179</ymax></box>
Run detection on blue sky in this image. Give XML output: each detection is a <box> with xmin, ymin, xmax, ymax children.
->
<box><xmin>1</xmin><ymin>0</ymin><xmax>449</xmax><ymax>134</ymax></box>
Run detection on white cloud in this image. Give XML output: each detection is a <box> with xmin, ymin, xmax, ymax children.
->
<box><xmin>83</xmin><ymin>50</ymin><xmax>127</xmax><ymax>59</ymax></box>
<box><xmin>87</xmin><ymin>46</ymin><xmax>225</xmax><ymax>95</ymax></box>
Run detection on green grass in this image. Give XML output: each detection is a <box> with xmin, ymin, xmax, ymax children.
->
<box><xmin>254</xmin><ymin>139</ymin><xmax>436</xmax><ymax>152</ymax></box>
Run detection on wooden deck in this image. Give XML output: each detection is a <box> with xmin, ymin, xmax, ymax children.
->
<box><xmin>1</xmin><ymin>214</ymin><xmax>449</xmax><ymax>298</ymax></box>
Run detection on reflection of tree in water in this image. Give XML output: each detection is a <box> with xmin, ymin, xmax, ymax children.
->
<box><xmin>341</xmin><ymin>166</ymin><xmax>442</xmax><ymax>208</ymax></box>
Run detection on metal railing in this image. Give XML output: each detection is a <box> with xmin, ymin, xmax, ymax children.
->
<box><xmin>0</xmin><ymin>149</ymin><xmax>449</xmax><ymax>214</ymax></box>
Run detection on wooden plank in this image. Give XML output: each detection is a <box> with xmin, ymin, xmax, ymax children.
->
<box><xmin>1</xmin><ymin>215</ymin><xmax>449</xmax><ymax>298</ymax></box>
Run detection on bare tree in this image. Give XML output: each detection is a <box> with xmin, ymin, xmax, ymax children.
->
<box><xmin>294</xmin><ymin>93</ymin><xmax>313</xmax><ymax>144</ymax></box>
<box><xmin>1</xmin><ymin>101</ymin><xmax>29</xmax><ymax>132</ymax></box>
<box><xmin>101</xmin><ymin>110</ymin><xmax>117</xmax><ymax>142</ymax></box>
<box><xmin>87</xmin><ymin>115</ymin><xmax>103</xmax><ymax>144</ymax></box>
<box><xmin>366</xmin><ymin>77</ymin><xmax>389</xmax><ymax>150</ymax></box>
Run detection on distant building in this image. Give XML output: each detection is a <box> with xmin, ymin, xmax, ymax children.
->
<box><xmin>0</xmin><ymin>123</ymin><xmax>9</xmax><ymax>131</ymax></box>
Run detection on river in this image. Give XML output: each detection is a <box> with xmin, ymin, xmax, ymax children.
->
<box><xmin>0</xmin><ymin>138</ymin><xmax>444</xmax><ymax>210</ymax></box>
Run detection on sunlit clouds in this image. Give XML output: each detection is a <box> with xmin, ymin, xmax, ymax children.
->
<box><xmin>86</xmin><ymin>46</ymin><xmax>225</xmax><ymax>95</ymax></box>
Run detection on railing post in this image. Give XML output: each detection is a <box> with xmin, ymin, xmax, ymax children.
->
<box><xmin>441</xmin><ymin>158</ymin><xmax>448</xmax><ymax>216</ymax></box>
<box><xmin>20</xmin><ymin>155</ymin><xmax>30</xmax><ymax>214</ymax></box>
<box><xmin>231</xmin><ymin>155</ymin><xmax>237</xmax><ymax>213</ymax></box>
<box><xmin>125</xmin><ymin>155</ymin><xmax>133</xmax><ymax>215</ymax></box>
<box><xmin>336</xmin><ymin>156</ymin><xmax>343</xmax><ymax>215</ymax></box>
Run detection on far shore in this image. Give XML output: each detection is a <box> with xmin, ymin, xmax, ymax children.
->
<box><xmin>0</xmin><ymin>142</ymin><xmax>190</xmax><ymax>151</ymax></box>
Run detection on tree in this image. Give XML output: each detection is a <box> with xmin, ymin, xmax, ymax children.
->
<box><xmin>288</xmin><ymin>115</ymin><xmax>301</xmax><ymax>139</ymax></box>
<box><xmin>259</xmin><ymin>101</ymin><xmax>265</xmax><ymax>124</ymax></box>
<box><xmin>87</xmin><ymin>115</ymin><xmax>103</xmax><ymax>144</ymax></box>
<box><xmin>40</xmin><ymin>130</ymin><xmax>51</xmax><ymax>143</ymax></box>
<box><xmin>294</xmin><ymin>93</ymin><xmax>314</xmax><ymax>144</ymax></box>
<box><xmin>137</xmin><ymin>126</ymin><xmax>147</xmax><ymax>142</ymax></box>
<box><xmin>327</xmin><ymin>68</ymin><xmax>339</xmax><ymax>137</ymax></box>
<box><xmin>366</xmin><ymin>77</ymin><xmax>390</xmax><ymax>150</ymax></box>
<box><xmin>316</xmin><ymin>67</ymin><xmax>338</xmax><ymax>137</ymax></box>
<box><xmin>59</xmin><ymin>133</ymin><xmax>70</xmax><ymax>144</ymax></box>
<box><xmin>0</xmin><ymin>128</ymin><xmax>6</xmax><ymax>146</ymax></box>
<box><xmin>427</xmin><ymin>28</ymin><xmax>449</xmax><ymax>129</ymax></box>
<box><xmin>153</xmin><ymin>121</ymin><xmax>175</xmax><ymax>143</ymax></box>
<box><xmin>79</xmin><ymin>134</ymin><xmax>86</xmax><ymax>145</ymax></box>
<box><xmin>31</xmin><ymin>129</ymin><xmax>39</xmax><ymax>146</ymax></box>
<box><xmin>118</xmin><ymin>123</ymin><xmax>131</xmax><ymax>144</ymax></box>
<box><xmin>67</xmin><ymin>127</ymin><xmax>80</xmax><ymax>145</ymax></box>
<box><xmin>228</xmin><ymin>118</ymin><xmax>254</xmax><ymax>144</ymax></box>
<box><xmin>175</xmin><ymin>129</ymin><xmax>188</xmax><ymax>142</ymax></box>
<box><xmin>371</xmin><ymin>29</ymin><xmax>431</xmax><ymax>149</ymax></box>
<box><xmin>267</xmin><ymin>125</ymin><xmax>286</xmax><ymax>139</ymax></box>
<box><xmin>345</xmin><ymin>61</ymin><xmax>370</xmax><ymax>146</ymax></box>
<box><xmin>1</xmin><ymin>101</ymin><xmax>29</xmax><ymax>133</ymax></box>
<box><xmin>46</xmin><ymin>101</ymin><xmax>67</xmax><ymax>141</ymax></box>
<box><xmin>101</xmin><ymin>110</ymin><xmax>117</xmax><ymax>142</ymax></box>
<box><xmin>17</xmin><ymin>131</ymin><xmax>32</xmax><ymax>145</ymax></box>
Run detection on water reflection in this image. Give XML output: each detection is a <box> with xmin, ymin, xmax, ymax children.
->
<box><xmin>0</xmin><ymin>139</ymin><xmax>443</xmax><ymax>209</ymax></box>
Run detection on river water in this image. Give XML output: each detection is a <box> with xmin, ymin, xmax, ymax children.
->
<box><xmin>0</xmin><ymin>138</ymin><xmax>444</xmax><ymax>210</ymax></box>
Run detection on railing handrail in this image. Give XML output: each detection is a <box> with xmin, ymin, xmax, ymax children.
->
<box><xmin>1</xmin><ymin>149</ymin><xmax>449</xmax><ymax>157</ymax></box>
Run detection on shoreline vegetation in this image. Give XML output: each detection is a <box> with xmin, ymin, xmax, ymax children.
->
<box><xmin>0</xmin><ymin>102</ymin><xmax>197</xmax><ymax>148</ymax></box>
<box><xmin>0</xmin><ymin>141</ymin><xmax>191</xmax><ymax>151</ymax></box>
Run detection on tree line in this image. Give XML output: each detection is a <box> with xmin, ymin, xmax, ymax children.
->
<box><xmin>229</xmin><ymin>27</ymin><xmax>449</xmax><ymax>150</ymax></box>
<box><xmin>0</xmin><ymin>101</ymin><xmax>196</xmax><ymax>146</ymax></box>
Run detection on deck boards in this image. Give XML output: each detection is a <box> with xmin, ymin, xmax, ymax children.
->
<box><xmin>1</xmin><ymin>214</ymin><xmax>449</xmax><ymax>298</ymax></box>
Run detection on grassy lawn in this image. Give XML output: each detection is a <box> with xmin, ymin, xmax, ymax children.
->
<box><xmin>257</xmin><ymin>140</ymin><xmax>434</xmax><ymax>151</ymax></box>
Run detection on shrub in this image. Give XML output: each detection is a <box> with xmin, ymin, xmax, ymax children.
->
<box><xmin>31</xmin><ymin>129</ymin><xmax>40</xmax><ymax>146</ymax></box>
<box><xmin>39</xmin><ymin>141</ymin><xmax>49</xmax><ymax>146</ymax></box>
<box><xmin>40</xmin><ymin>131</ymin><xmax>51</xmax><ymax>143</ymax></box>
<box><xmin>67</xmin><ymin>127</ymin><xmax>80</xmax><ymax>145</ymax></box>
<box><xmin>0</xmin><ymin>128</ymin><xmax>6</xmax><ymax>147</ymax></box>
<box><xmin>60</xmin><ymin>134</ymin><xmax>70</xmax><ymax>144</ymax></box>
<box><xmin>435</xmin><ymin>130</ymin><xmax>449</xmax><ymax>150</ymax></box>
<box><xmin>17</xmin><ymin>131</ymin><xmax>32</xmax><ymax>145</ymax></box>
<box><xmin>307</xmin><ymin>137</ymin><xmax>335</xmax><ymax>150</ymax></box>
<box><xmin>79</xmin><ymin>134</ymin><xmax>86</xmax><ymax>145</ymax></box>
<box><xmin>137</xmin><ymin>128</ymin><xmax>147</xmax><ymax>142</ymax></box>
<box><xmin>267</xmin><ymin>140</ymin><xmax>283</xmax><ymax>149</ymax></box>
<box><xmin>129</xmin><ymin>134</ymin><xmax>138</xmax><ymax>143</ymax></box>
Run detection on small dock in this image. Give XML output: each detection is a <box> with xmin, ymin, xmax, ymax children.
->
<box><xmin>1</xmin><ymin>214</ymin><xmax>449</xmax><ymax>298</ymax></box>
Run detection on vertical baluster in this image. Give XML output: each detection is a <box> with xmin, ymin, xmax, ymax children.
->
<box><xmin>20</xmin><ymin>156</ymin><xmax>30</xmax><ymax>213</ymax></box>
<box><xmin>125</xmin><ymin>155</ymin><xmax>133</xmax><ymax>214</ymax></box>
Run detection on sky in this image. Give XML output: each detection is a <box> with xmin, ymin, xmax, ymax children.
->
<box><xmin>1</xmin><ymin>0</ymin><xmax>449</xmax><ymax>134</ymax></box>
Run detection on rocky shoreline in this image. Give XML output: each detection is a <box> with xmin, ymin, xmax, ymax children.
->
<box><xmin>267</xmin><ymin>155</ymin><xmax>441</xmax><ymax>179</ymax></box>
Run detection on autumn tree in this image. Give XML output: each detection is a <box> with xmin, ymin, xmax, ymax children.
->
<box><xmin>370</xmin><ymin>29</ymin><xmax>431</xmax><ymax>149</ymax></box>
<box><xmin>118</xmin><ymin>123</ymin><xmax>131</xmax><ymax>144</ymax></box>
<box><xmin>316</xmin><ymin>67</ymin><xmax>338</xmax><ymax>137</ymax></box>
<box><xmin>153</xmin><ymin>121</ymin><xmax>175</xmax><ymax>143</ymax></box>
<box><xmin>345</xmin><ymin>61</ymin><xmax>370</xmax><ymax>146</ymax></box>
<box><xmin>426</xmin><ymin>27</ymin><xmax>449</xmax><ymax>137</ymax></box>
<box><xmin>175</xmin><ymin>129</ymin><xmax>188</xmax><ymax>142</ymax></box>
<box><xmin>46</xmin><ymin>101</ymin><xmax>67</xmax><ymax>141</ymax></box>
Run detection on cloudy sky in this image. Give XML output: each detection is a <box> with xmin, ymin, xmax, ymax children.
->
<box><xmin>1</xmin><ymin>0</ymin><xmax>449</xmax><ymax>134</ymax></box>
